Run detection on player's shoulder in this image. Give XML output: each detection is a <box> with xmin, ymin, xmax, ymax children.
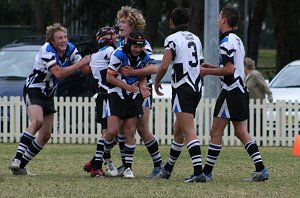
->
<box><xmin>99</xmin><ymin>45</ymin><xmax>114</xmax><ymax>53</ymax></box>
<box><xmin>113</xmin><ymin>47</ymin><xmax>127</xmax><ymax>60</ymax></box>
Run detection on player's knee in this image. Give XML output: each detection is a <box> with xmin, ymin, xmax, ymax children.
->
<box><xmin>106</xmin><ymin>129</ymin><xmax>118</xmax><ymax>140</ymax></box>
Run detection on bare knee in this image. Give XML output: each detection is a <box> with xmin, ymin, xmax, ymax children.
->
<box><xmin>105</xmin><ymin>129</ymin><xmax>118</xmax><ymax>141</ymax></box>
<box><xmin>235</xmin><ymin>130</ymin><xmax>251</xmax><ymax>144</ymax></box>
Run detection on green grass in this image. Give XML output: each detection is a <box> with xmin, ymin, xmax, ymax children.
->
<box><xmin>258</xmin><ymin>49</ymin><xmax>276</xmax><ymax>68</ymax></box>
<box><xmin>257</xmin><ymin>49</ymin><xmax>277</xmax><ymax>80</ymax></box>
<box><xmin>0</xmin><ymin>144</ymin><xmax>299</xmax><ymax>198</ymax></box>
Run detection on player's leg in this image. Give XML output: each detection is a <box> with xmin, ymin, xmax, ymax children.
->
<box><xmin>103</xmin><ymin>115</ymin><xmax>120</xmax><ymax>177</ymax></box>
<box><xmin>13</xmin><ymin>112</ymin><xmax>53</xmax><ymax>176</ymax></box>
<box><xmin>233</xmin><ymin>120</ymin><xmax>269</xmax><ymax>181</ymax></box>
<box><xmin>116</xmin><ymin>121</ymin><xmax>126</xmax><ymax>175</ymax></box>
<box><xmin>122</xmin><ymin>117</ymin><xmax>138</xmax><ymax>178</ymax></box>
<box><xmin>174</xmin><ymin>112</ymin><xmax>206</xmax><ymax>183</ymax></box>
<box><xmin>137</xmin><ymin>105</ymin><xmax>163</xmax><ymax>178</ymax></box>
<box><xmin>9</xmin><ymin>104</ymin><xmax>43</xmax><ymax>172</ymax></box>
<box><xmin>203</xmin><ymin>117</ymin><xmax>228</xmax><ymax>181</ymax></box>
<box><xmin>89</xmin><ymin>123</ymin><xmax>108</xmax><ymax>177</ymax></box>
<box><xmin>203</xmin><ymin>90</ymin><xmax>231</xmax><ymax>181</ymax></box>
<box><xmin>160</xmin><ymin>119</ymin><xmax>184</xmax><ymax>179</ymax></box>
<box><xmin>84</xmin><ymin>93</ymin><xmax>104</xmax><ymax>173</ymax></box>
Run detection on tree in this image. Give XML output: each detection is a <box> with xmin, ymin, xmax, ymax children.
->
<box><xmin>247</xmin><ymin>0</ymin><xmax>269</xmax><ymax>64</ymax></box>
<box><xmin>49</xmin><ymin>0</ymin><xmax>64</xmax><ymax>24</ymax></box>
<box><xmin>185</xmin><ymin>0</ymin><xmax>204</xmax><ymax>41</ymax></box>
<box><xmin>143</xmin><ymin>0</ymin><xmax>163</xmax><ymax>46</ymax></box>
<box><xmin>0</xmin><ymin>0</ymin><xmax>34</xmax><ymax>25</ymax></box>
<box><xmin>33</xmin><ymin>0</ymin><xmax>45</xmax><ymax>34</ymax></box>
<box><xmin>271</xmin><ymin>0</ymin><xmax>300</xmax><ymax>71</ymax></box>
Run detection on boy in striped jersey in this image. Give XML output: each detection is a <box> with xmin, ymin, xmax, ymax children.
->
<box><xmin>154</xmin><ymin>7</ymin><xmax>206</xmax><ymax>183</ymax></box>
<box><xmin>114</xmin><ymin>6</ymin><xmax>163</xmax><ymax>178</ymax></box>
<box><xmin>9</xmin><ymin>23</ymin><xmax>91</xmax><ymax>175</ymax></box>
<box><xmin>83</xmin><ymin>27</ymin><xmax>119</xmax><ymax>177</ymax></box>
<box><xmin>201</xmin><ymin>5</ymin><xmax>269</xmax><ymax>182</ymax></box>
<box><xmin>103</xmin><ymin>31</ymin><xmax>156</xmax><ymax>178</ymax></box>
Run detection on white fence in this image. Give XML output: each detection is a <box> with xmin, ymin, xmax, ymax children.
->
<box><xmin>1</xmin><ymin>96</ymin><xmax>299</xmax><ymax>146</ymax></box>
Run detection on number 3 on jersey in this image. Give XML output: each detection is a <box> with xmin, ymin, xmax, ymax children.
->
<box><xmin>188</xmin><ymin>41</ymin><xmax>198</xmax><ymax>67</ymax></box>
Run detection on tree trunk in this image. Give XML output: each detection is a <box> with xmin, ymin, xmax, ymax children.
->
<box><xmin>144</xmin><ymin>0</ymin><xmax>163</xmax><ymax>47</ymax></box>
<box><xmin>33</xmin><ymin>0</ymin><xmax>45</xmax><ymax>34</ymax></box>
<box><xmin>64</xmin><ymin>0</ymin><xmax>90</xmax><ymax>28</ymax></box>
<box><xmin>247</xmin><ymin>0</ymin><xmax>268</xmax><ymax>65</ymax></box>
<box><xmin>271</xmin><ymin>0</ymin><xmax>300</xmax><ymax>71</ymax></box>
<box><xmin>50</xmin><ymin>0</ymin><xmax>64</xmax><ymax>24</ymax></box>
<box><xmin>187</xmin><ymin>0</ymin><xmax>204</xmax><ymax>41</ymax></box>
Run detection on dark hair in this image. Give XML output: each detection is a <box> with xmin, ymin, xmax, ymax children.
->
<box><xmin>170</xmin><ymin>7</ymin><xmax>190</xmax><ymax>26</ymax></box>
<box><xmin>123</xmin><ymin>30</ymin><xmax>146</xmax><ymax>54</ymax></box>
<box><xmin>127</xmin><ymin>30</ymin><xmax>145</xmax><ymax>46</ymax></box>
<box><xmin>221</xmin><ymin>6</ymin><xmax>240</xmax><ymax>28</ymax></box>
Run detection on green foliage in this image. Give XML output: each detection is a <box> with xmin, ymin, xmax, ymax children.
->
<box><xmin>0</xmin><ymin>0</ymin><xmax>34</xmax><ymax>25</ymax></box>
<box><xmin>1</xmin><ymin>144</ymin><xmax>299</xmax><ymax>197</ymax></box>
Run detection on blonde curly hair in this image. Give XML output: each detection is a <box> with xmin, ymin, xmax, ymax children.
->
<box><xmin>45</xmin><ymin>23</ymin><xmax>67</xmax><ymax>42</ymax></box>
<box><xmin>117</xmin><ymin>6</ymin><xmax>146</xmax><ymax>31</ymax></box>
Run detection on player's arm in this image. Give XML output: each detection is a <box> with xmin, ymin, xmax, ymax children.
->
<box><xmin>50</xmin><ymin>55</ymin><xmax>91</xmax><ymax>79</ymax></box>
<box><xmin>139</xmin><ymin>76</ymin><xmax>151</xmax><ymax>98</ymax></box>
<box><xmin>106</xmin><ymin>68</ymin><xmax>138</xmax><ymax>93</ymax></box>
<box><xmin>120</xmin><ymin>63</ymin><xmax>157</xmax><ymax>77</ymax></box>
<box><xmin>79</xmin><ymin>64</ymin><xmax>92</xmax><ymax>75</ymax></box>
<box><xmin>201</xmin><ymin>63</ymin><xmax>219</xmax><ymax>68</ymax></box>
<box><xmin>201</xmin><ymin>61</ymin><xmax>234</xmax><ymax>77</ymax></box>
<box><xmin>154</xmin><ymin>49</ymin><xmax>172</xmax><ymax>96</ymax></box>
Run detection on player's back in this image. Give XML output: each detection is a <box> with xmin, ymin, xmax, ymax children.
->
<box><xmin>165</xmin><ymin>31</ymin><xmax>202</xmax><ymax>92</ymax></box>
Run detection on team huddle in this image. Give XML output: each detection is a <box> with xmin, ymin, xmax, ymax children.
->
<box><xmin>8</xmin><ymin>5</ymin><xmax>269</xmax><ymax>183</ymax></box>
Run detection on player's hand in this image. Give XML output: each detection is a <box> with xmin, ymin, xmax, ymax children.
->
<box><xmin>200</xmin><ymin>63</ymin><xmax>210</xmax><ymax>68</ymax></box>
<box><xmin>200</xmin><ymin>67</ymin><xmax>208</xmax><ymax>78</ymax></box>
<box><xmin>119</xmin><ymin>66</ymin><xmax>135</xmax><ymax>76</ymax></box>
<box><xmin>80</xmin><ymin>55</ymin><xmax>91</xmax><ymax>65</ymax></box>
<box><xmin>154</xmin><ymin>82</ymin><xmax>164</xmax><ymax>96</ymax></box>
<box><xmin>140</xmin><ymin>85</ymin><xmax>151</xmax><ymax>98</ymax></box>
<box><xmin>127</xmin><ymin>83</ymin><xmax>139</xmax><ymax>93</ymax></box>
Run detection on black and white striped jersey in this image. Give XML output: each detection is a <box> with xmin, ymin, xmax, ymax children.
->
<box><xmin>108</xmin><ymin>46</ymin><xmax>154</xmax><ymax>99</ymax></box>
<box><xmin>90</xmin><ymin>45</ymin><xmax>114</xmax><ymax>93</ymax></box>
<box><xmin>164</xmin><ymin>31</ymin><xmax>202</xmax><ymax>92</ymax></box>
<box><xmin>118</xmin><ymin>37</ymin><xmax>154</xmax><ymax>85</ymax></box>
<box><xmin>219</xmin><ymin>31</ymin><xmax>247</xmax><ymax>93</ymax></box>
<box><xmin>24</xmin><ymin>42</ymin><xmax>82</xmax><ymax>97</ymax></box>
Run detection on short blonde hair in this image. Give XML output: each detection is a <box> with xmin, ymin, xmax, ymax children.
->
<box><xmin>45</xmin><ymin>23</ymin><xmax>67</xmax><ymax>42</ymax></box>
<box><xmin>244</xmin><ymin>57</ymin><xmax>256</xmax><ymax>70</ymax></box>
<box><xmin>117</xmin><ymin>6</ymin><xmax>146</xmax><ymax>31</ymax></box>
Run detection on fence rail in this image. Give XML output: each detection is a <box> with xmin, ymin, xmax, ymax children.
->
<box><xmin>1</xmin><ymin>96</ymin><xmax>299</xmax><ymax>146</ymax></box>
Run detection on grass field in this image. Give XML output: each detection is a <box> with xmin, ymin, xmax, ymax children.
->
<box><xmin>257</xmin><ymin>49</ymin><xmax>277</xmax><ymax>80</ymax></box>
<box><xmin>0</xmin><ymin>144</ymin><xmax>299</xmax><ymax>198</ymax></box>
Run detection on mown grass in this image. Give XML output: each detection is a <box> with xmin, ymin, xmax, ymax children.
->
<box><xmin>257</xmin><ymin>49</ymin><xmax>277</xmax><ymax>80</ymax></box>
<box><xmin>258</xmin><ymin>49</ymin><xmax>276</xmax><ymax>68</ymax></box>
<box><xmin>0</xmin><ymin>144</ymin><xmax>299</xmax><ymax>198</ymax></box>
